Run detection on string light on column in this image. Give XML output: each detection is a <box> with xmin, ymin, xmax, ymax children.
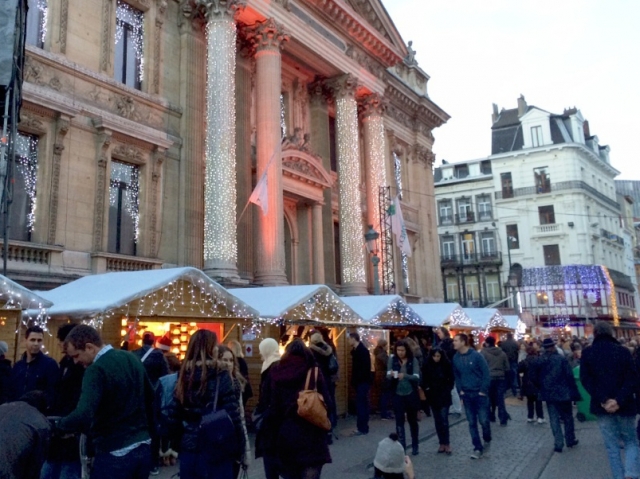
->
<box><xmin>393</xmin><ymin>151</ymin><xmax>410</xmax><ymax>291</ymax></box>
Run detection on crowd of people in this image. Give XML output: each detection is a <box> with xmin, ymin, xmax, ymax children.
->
<box><xmin>3</xmin><ymin>321</ymin><xmax>640</xmax><ymax>479</ymax></box>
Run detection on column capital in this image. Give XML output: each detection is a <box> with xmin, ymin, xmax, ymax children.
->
<box><xmin>248</xmin><ymin>18</ymin><xmax>289</xmax><ymax>53</ymax></box>
<box><xmin>326</xmin><ymin>74</ymin><xmax>359</xmax><ymax>100</ymax></box>
<box><xmin>195</xmin><ymin>0</ymin><xmax>246</xmax><ymax>20</ymax></box>
<box><xmin>308</xmin><ymin>80</ymin><xmax>331</xmax><ymax>107</ymax></box>
<box><xmin>358</xmin><ymin>93</ymin><xmax>386</xmax><ymax>120</ymax></box>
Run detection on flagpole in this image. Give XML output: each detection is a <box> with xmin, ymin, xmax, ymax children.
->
<box><xmin>236</xmin><ymin>148</ymin><xmax>278</xmax><ymax>226</ymax></box>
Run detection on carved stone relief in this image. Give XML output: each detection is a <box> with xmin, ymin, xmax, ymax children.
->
<box><xmin>100</xmin><ymin>0</ymin><xmax>114</xmax><ymax>72</ymax></box>
<box><xmin>111</xmin><ymin>143</ymin><xmax>146</xmax><ymax>164</ymax></box>
<box><xmin>59</xmin><ymin>0</ymin><xmax>69</xmax><ymax>53</ymax></box>
<box><xmin>149</xmin><ymin>147</ymin><xmax>165</xmax><ymax>257</ymax></box>
<box><xmin>24</xmin><ymin>57</ymin><xmax>70</xmax><ymax>92</ymax></box>
<box><xmin>18</xmin><ymin>114</ymin><xmax>47</xmax><ymax>134</ymax></box>
<box><xmin>48</xmin><ymin>116</ymin><xmax>71</xmax><ymax>244</ymax></box>
<box><xmin>93</xmin><ymin>130</ymin><xmax>112</xmax><ymax>252</ymax></box>
<box><xmin>345</xmin><ymin>44</ymin><xmax>385</xmax><ymax>80</ymax></box>
<box><xmin>345</xmin><ymin>0</ymin><xmax>392</xmax><ymax>42</ymax></box>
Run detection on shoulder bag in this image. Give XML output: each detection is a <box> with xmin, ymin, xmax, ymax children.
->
<box><xmin>198</xmin><ymin>375</ymin><xmax>239</xmax><ymax>463</ymax></box>
<box><xmin>297</xmin><ymin>367</ymin><xmax>331</xmax><ymax>431</ymax></box>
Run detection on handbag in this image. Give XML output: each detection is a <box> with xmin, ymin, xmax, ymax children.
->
<box><xmin>198</xmin><ymin>375</ymin><xmax>239</xmax><ymax>463</ymax></box>
<box><xmin>418</xmin><ymin>386</ymin><xmax>427</xmax><ymax>402</ymax></box>
<box><xmin>297</xmin><ymin>367</ymin><xmax>331</xmax><ymax>431</ymax></box>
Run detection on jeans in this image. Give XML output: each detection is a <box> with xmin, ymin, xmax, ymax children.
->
<box><xmin>281</xmin><ymin>465</ymin><xmax>323</xmax><ymax>479</ymax></box>
<box><xmin>526</xmin><ymin>395</ymin><xmax>544</xmax><ymax>419</ymax></box>
<box><xmin>508</xmin><ymin>361</ymin><xmax>519</xmax><ymax>396</ymax></box>
<box><xmin>462</xmin><ymin>393</ymin><xmax>491</xmax><ymax>452</ymax></box>
<box><xmin>40</xmin><ymin>460</ymin><xmax>81</xmax><ymax>479</ymax></box>
<box><xmin>379</xmin><ymin>377</ymin><xmax>393</xmax><ymax>418</ymax></box>
<box><xmin>546</xmin><ymin>401</ymin><xmax>576</xmax><ymax>449</ymax></box>
<box><xmin>431</xmin><ymin>405</ymin><xmax>450</xmax><ymax>445</ymax></box>
<box><xmin>488</xmin><ymin>378</ymin><xmax>509</xmax><ymax>424</ymax></box>
<box><xmin>90</xmin><ymin>443</ymin><xmax>151</xmax><ymax>479</ymax></box>
<box><xmin>393</xmin><ymin>393</ymin><xmax>419</xmax><ymax>450</ymax></box>
<box><xmin>598</xmin><ymin>415</ymin><xmax>640</xmax><ymax>479</ymax></box>
<box><xmin>327</xmin><ymin>381</ymin><xmax>338</xmax><ymax>429</ymax></box>
<box><xmin>356</xmin><ymin>383</ymin><xmax>370</xmax><ymax>434</ymax></box>
<box><xmin>450</xmin><ymin>387</ymin><xmax>462</xmax><ymax>414</ymax></box>
<box><xmin>180</xmin><ymin>451</ymin><xmax>234</xmax><ymax>479</ymax></box>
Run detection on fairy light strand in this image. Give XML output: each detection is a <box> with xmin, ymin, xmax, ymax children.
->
<box><xmin>115</xmin><ymin>1</ymin><xmax>145</xmax><ymax>83</ymax></box>
<box><xmin>109</xmin><ymin>161</ymin><xmax>140</xmax><ymax>242</ymax></box>
<box><xmin>14</xmin><ymin>133</ymin><xmax>39</xmax><ymax>233</ymax></box>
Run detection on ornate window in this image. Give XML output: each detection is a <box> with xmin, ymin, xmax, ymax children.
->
<box><xmin>26</xmin><ymin>0</ymin><xmax>47</xmax><ymax>48</ymax></box>
<box><xmin>108</xmin><ymin>161</ymin><xmax>140</xmax><ymax>255</ymax></box>
<box><xmin>114</xmin><ymin>1</ymin><xmax>144</xmax><ymax>89</ymax></box>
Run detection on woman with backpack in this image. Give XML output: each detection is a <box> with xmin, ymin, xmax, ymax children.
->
<box><xmin>269</xmin><ymin>338</ymin><xmax>332</xmax><ymax>479</ymax></box>
<box><xmin>387</xmin><ymin>339</ymin><xmax>421</xmax><ymax>456</ymax></box>
<box><xmin>169</xmin><ymin>330</ymin><xmax>244</xmax><ymax>479</ymax></box>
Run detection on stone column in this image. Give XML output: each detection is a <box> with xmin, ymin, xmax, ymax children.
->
<box><xmin>312</xmin><ymin>203</ymin><xmax>325</xmax><ymax>284</ymax></box>
<box><xmin>201</xmin><ymin>0</ymin><xmax>245</xmax><ymax>279</ymax></box>
<box><xmin>360</xmin><ymin>93</ymin><xmax>389</xmax><ymax>236</ymax></box>
<box><xmin>250</xmin><ymin>19</ymin><xmax>289</xmax><ymax>286</ymax></box>
<box><xmin>327</xmin><ymin>75</ymin><xmax>367</xmax><ymax>296</ymax></box>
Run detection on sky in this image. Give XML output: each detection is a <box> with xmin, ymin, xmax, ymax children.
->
<box><xmin>382</xmin><ymin>0</ymin><xmax>640</xmax><ymax>179</ymax></box>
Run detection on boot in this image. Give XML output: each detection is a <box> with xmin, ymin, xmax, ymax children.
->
<box><xmin>396</xmin><ymin>426</ymin><xmax>406</xmax><ymax>450</ymax></box>
<box><xmin>411</xmin><ymin>431</ymin><xmax>419</xmax><ymax>455</ymax></box>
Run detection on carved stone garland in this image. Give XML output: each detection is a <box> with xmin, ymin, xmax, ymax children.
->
<box><xmin>93</xmin><ymin>130</ymin><xmax>112</xmax><ymax>252</ymax></box>
<box><xmin>48</xmin><ymin>116</ymin><xmax>70</xmax><ymax>244</ymax></box>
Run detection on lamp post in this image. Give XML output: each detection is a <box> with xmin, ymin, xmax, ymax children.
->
<box><xmin>509</xmin><ymin>272</ymin><xmax>519</xmax><ymax>312</ymax></box>
<box><xmin>365</xmin><ymin>225</ymin><xmax>380</xmax><ymax>295</ymax></box>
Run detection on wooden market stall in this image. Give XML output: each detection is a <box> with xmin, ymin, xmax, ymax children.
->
<box><xmin>34</xmin><ymin>267</ymin><xmax>259</xmax><ymax>362</ymax></box>
<box><xmin>0</xmin><ymin>274</ymin><xmax>53</xmax><ymax>362</ymax></box>
<box><xmin>228</xmin><ymin>285</ymin><xmax>366</xmax><ymax>416</ymax></box>
<box><xmin>464</xmin><ymin>308</ymin><xmax>514</xmax><ymax>343</ymax></box>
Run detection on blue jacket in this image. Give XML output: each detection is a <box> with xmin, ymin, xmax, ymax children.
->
<box><xmin>9</xmin><ymin>352</ymin><xmax>59</xmax><ymax>411</ymax></box>
<box><xmin>452</xmin><ymin>348</ymin><xmax>490</xmax><ymax>396</ymax></box>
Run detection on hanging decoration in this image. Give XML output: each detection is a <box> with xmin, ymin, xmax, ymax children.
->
<box><xmin>392</xmin><ymin>151</ymin><xmax>410</xmax><ymax>292</ymax></box>
<box><xmin>280</xmin><ymin>94</ymin><xmax>287</xmax><ymax>139</ymax></box>
<box><xmin>115</xmin><ymin>0</ymin><xmax>145</xmax><ymax>83</ymax></box>
<box><xmin>109</xmin><ymin>161</ymin><xmax>140</xmax><ymax>243</ymax></box>
<box><xmin>14</xmin><ymin>134</ymin><xmax>39</xmax><ymax>233</ymax></box>
<box><xmin>602</xmin><ymin>266</ymin><xmax>619</xmax><ymax>327</ymax></box>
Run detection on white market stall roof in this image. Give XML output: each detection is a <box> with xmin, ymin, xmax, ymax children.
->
<box><xmin>503</xmin><ymin>315</ymin><xmax>519</xmax><ymax>331</ymax></box>
<box><xmin>411</xmin><ymin>303</ymin><xmax>474</xmax><ymax>328</ymax></box>
<box><xmin>340</xmin><ymin>295</ymin><xmax>422</xmax><ymax>327</ymax></box>
<box><xmin>228</xmin><ymin>285</ymin><xmax>365</xmax><ymax>326</ymax></box>
<box><xmin>33</xmin><ymin>267</ymin><xmax>259</xmax><ymax>321</ymax></box>
<box><xmin>0</xmin><ymin>274</ymin><xmax>52</xmax><ymax>310</ymax></box>
<box><xmin>464</xmin><ymin>308</ymin><xmax>512</xmax><ymax>332</ymax></box>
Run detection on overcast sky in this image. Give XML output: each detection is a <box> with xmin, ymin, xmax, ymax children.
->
<box><xmin>383</xmin><ymin>0</ymin><xmax>640</xmax><ymax>180</ymax></box>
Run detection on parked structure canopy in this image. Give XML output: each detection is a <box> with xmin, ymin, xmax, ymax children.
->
<box><xmin>341</xmin><ymin>295</ymin><xmax>422</xmax><ymax>328</ymax></box>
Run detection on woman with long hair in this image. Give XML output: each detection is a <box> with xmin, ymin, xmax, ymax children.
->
<box><xmin>422</xmin><ymin>348</ymin><xmax>455</xmax><ymax>454</ymax></box>
<box><xmin>171</xmin><ymin>330</ymin><xmax>244</xmax><ymax>479</ymax></box>
<box><xmin>270</xmin><ymin>338</ymin><xmax>332</xmax><ymax>479</ymax></box>
<box><xmin>227</xmin><ymin>339</ymin><xmax>253</xmax><ymax>407</ymax></box>
<box><xmin>218</xmin><ymin>345</ymin><xmax>251</xmax><ymax>477</ymax></box>
<box><xmin>387</xmin><ymin>339</ymin><xmax>421</xmax><ymax>455</ymax></box>
<box><xmin>519</xmin><ymin>346</ymin><xmax>545</xmax><ymax>424</ymax></box>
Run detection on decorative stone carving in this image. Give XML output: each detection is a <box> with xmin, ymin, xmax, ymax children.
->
<box><xmin>281</xmin><ymin>127</ymin><xmax>310</xmax><ymax>151</ymax></box>
<box><xmin>405</xmin><ymin>41</ymin><xmax>417</xmax><ymax>65</ymax></box>
<box><xmin>345</xmin><ymin>0</ymin><xmax>392</xmax><ymax>42</ymax></box>
<box><xmin>93</xmin><ymin>130</ymin><xmax>112</xmax><ymax>252</ymax></box>
<box><xmin>308</xmin><ymin>80</ymin><xmax>331</xmax><ymax>107</ymax></box>
<box><xmin>149</xmin><ymin>146</ymin><xmax>165</xmax><ymax>257</ymax></box>
<box><xmin>345</xmin><ymin>44</ymin><xmax>385</xmax><ymax>80</ymax></box>
<box><xmin>59</xmin><ymin>0</ymin><xmax>69</xmax><ymax>53</ymax></box>
<box><xmin>326</xmin><ymin>74</ymin><xmax>358</xmax><ymax>100</ymax></box>
<box><xmin>115</xmin><ymin>95</ymin><xmax>137</xmax><ymax>120</ymax></box>
<box><xmin>192</xmin><ymin>0</ymin><xmax>246</xmax><ymax>20</ymax></box>
<box><xmin>48</xmin><ymin>117</ymin><xmax>70</xmax><ymax>244</ymax></box>
<box><xmin>112</xmin><ymin>144</ymin><xmax>145</xmax><ymax>163</ymax></box>
<box><xmin>18</xmin><ymin>114</ymin><xmax>46</xmax><ymax>134</ymax></box>
<box><xmin>247</xmin><ymin>18</ymin><xmax>289</xmax><ymax>53</ymax></box>
<box><xmin>274</xmin><ymin>0</ymin><xmax>291</xmax><ymax>11</ymax></box>
<box><xmin>153</xmin><ymin>0</ymin><xmax>168</xmax><ymax>94</ymax></box>
<box><xmin>282</xmin><ymin>155</ymin><xmax>332</xmax><ymax>189</ymax></box>
<box><xmin>100</xmin><ymin>0</ymin><xmax>114</xmax><ymax>72</ymax></box>
<box><xmin>358</xmin><ymin>93</ymin><xmax>385</xmax><ymax>119</ymax></box>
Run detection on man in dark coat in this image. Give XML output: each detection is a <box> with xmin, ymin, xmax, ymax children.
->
<box><xmin>480</xmin><ymin>336</ymin><xmax>510</xmax><ymax>425</ymax></box>
<box><xmin>9</xmin><ymin>325</ymin><xmax>59</xmax><ymax>410</ymax></box>
<box><xmin>581</xmin><ymin>321</ymin><xmax>639</xmax><ymax>479</ymax></box>
<box><xmin>531</xmin><ymin>338</ymin><xmax>580</xmax><ymax>453</ymax></box>
<box><xmin>0</xmin><ymin>341</ymin><xmax>11</xmax><ymax>405</ymax></box>
<box><xmin>500</xmin><ymin>333</ymin><xmax>520</xmax><ymax>396</ymax></box>
<box><xmin>373</xmin><ymin>338</ymin><xmax>392</xmax><ymax>420</ymax></box>
<box><xmin>349</xmin><ymin>332</ymin><xmax>372</xmax><ymax>435</ymax></box>
<box><xmin>436</xmin><ymin>327</ymin><xmax>462</xmax><ymax>415</ymax></box>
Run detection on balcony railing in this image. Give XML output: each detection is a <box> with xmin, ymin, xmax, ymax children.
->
<box><xmin>440</xmin><ymin>251</ymin><xmax>503</xmax><ymax>267</ymax></box>
<box><xmin>533</xmin><ymin>223</ymin><xmax>564</xmax><ymax>235</ymax></box>
<box><xmin>494</xmin><ymin>180</ymin><xmax>621</xmax><ymax>210</ymax></box>
<box><xmin>477</xmin><ymin>211</ymin><xmax>493</xmax><ymax>222</ymax></box>
<box><xmin>439</xmin><ymin>214</ymin><xmax>454</xmax><ymax>226</ymax></box>
<box><xmin>455</xmin><ymin>212</ymin><xmax>475</xmax><ymax>224</ymax></box>
<box><xmin>601</xmin><ymin>228</ymin><xmax>625</xmax><ymax>246</ymax></box>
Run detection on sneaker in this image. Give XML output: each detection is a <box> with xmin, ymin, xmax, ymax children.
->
<box><xmin>567</xmin><ymin>440</ymin><xmax>579</xmax><ymax>448</ymax></box>
<box><xmin>150</xmin><ymin>467</ymin><xmax>160</xmax><ymax>476</ymax></box>
<box><xmin>349</xmin><ymin>430</ymin><xmax>367</xmax><ymax>437</ymax></box>
<box><xmin>527</xmin><ymin>418</ymin><xmax>535</xmax><ymax>423</ymax></box>
<box><xmin>470</xmin><ymin>449</ymin><xmax>483</xmax><ymax>459</ymax></box>
<box><xmin>483</xmin><ymin>440</ymin><xmax>491</xmax><ymax>451</ymax></box>
<box><xmin>554</xmin><ymin>447</ymin><xmax>563</xmax><ymax>453</ymax></box>
<box><xmin>537</xmin><ymin>418</ymin><xmax>546</xmax><ymax>424</ymax></box>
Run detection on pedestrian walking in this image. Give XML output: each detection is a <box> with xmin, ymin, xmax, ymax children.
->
<box><xmin>452</xmin><ymin>333</ymin><xmax>492</xmax><ymax>459</ymax></box>
<box><xmin>531</xmin><ymin>337</ymin><xmax>580</xmax><ymax>453</ymax></box>
<box><xmin>349</xmin><ymin>332</ymin><xmax>372</xmax><ymax>436</ymax></box>
<box><xmin>567</xmin><ymin>342</ymin><xmax>582</xmax><ymax>370</ymax></box>
<box><xmin>436</xmin><ymin>327</ymin><xmax>462</xmax><ymax>415</ymax></box>
<box><xmin>581</xmin><ymin>321</ymin><xmax>640</xmax><ymax>479</ymax></box>
<box><xmin>170</xmin><ymin>330</ymin><xmax>244</xmax><ymax>479</ymax></box>
<box><xmin>9</xmin><ymin>325</ymin><xmax>59</xmax><ymax>410</ymax></box>
<box><xmin>0</xmin><ymin>340</ymin><xmax>11</xmax><ymax>405</ymax></box>
<box><xmin>228</xmin><ymin>339</ymin><xmax>254</xmax><ymax>407</ymax></box>
<box><xmin>422</xmin><ymin>347</ymin><xmax>454</xmax><ymax>454</ymax></box>
<box><xmin>518</xmin><ymin>346</ymin><xmax>545</xmax><ymax>424</ymax></box>
<box><xmin>480</xmin><ymin>336</ymin><xmax>510</xmax><ymax>426</ymax></box>
<box><xmin>387</xmin><ymin>339</ymin><xmax>421</xmax><ymax>455</ymax></box>
<box><xmin>500</xmin><ymin>333</ymin><xmax>520</xmax><ymax>397</ymax></box>
<box><xmin>56</xmin><ymin>324</ymin><xmax>154</xmax><ymax>479</ymax></box>
<box><xmin>41</xmin><ymin>323</ymin><xmax>85</xmax><ymax>479</ymax></box>
<box><xmin>254</xmin><ymin>338</ymin><xmax>282</xmax><ymax>479</ymax></box>
<box><xmin>269</xmin><ymin>339</ymin><xmax>332</xmax><ymax>479</ymax></box>
<box><xmin>374</xmin><ymin>338</ymin><xmax>393</xmax><ymax>420</ymax></box>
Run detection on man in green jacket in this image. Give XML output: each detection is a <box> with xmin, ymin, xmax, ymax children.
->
<box><xmin>57</xmin><ymin>325</ymin><xmax>154</xmax><ymax>479</ymax></box>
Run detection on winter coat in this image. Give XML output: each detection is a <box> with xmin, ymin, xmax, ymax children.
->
<box><xmin>270</xmin><ymin>354</ymin><xmax>332</xmax><ymax>469</ymax></box>
<box><xmin>0</xmin><ymin>357</ymin><xmax>11</xmax><ymax>405</ymax></box>
<box><xmin>254</xmin><ymin>362</ymin><xmax>279</xmax><ymax>458</ymax></box>
<box><xmin>169</xmin><ymin>365</ymin><xmax>244</xmax><ymax>455</ymax></box>
<box><xmin>237</xmin><ymin>357</ymin><xmax>253</xmax><ymax>406</ymax></box>
<box><xmin>373</xmin><ymin>345</ymin><xmax>389</xmax><ymax>373</ymax></box>
<box><xmin>9</xmin><ymin>351</ymin><xmax>59</xmax><ymax>411</ymax></box>
<box><xmin>0</xmin><ymin>401</ymin><xmax>51</xmax><ymax>479</ymax></box>
<box><xmin>500</xmin><ymin>338</ymin><xmax>519</xmax><ymax>363</ymax></box>
<box><xmin>132</xmin><ymin>346</ymin><xmax>169</xmax><ymax>387</ymax></box>
<box><xmin>351</xmin><ymin>342</ymin><xmax>372</xmax><ymax>386</ymax></box>
<box><xmin>518</xmin><ymin>354</ymin><xmax>539</xmax><ymax>397</ymax></box>
<box><xmin>581</xmin><ymin>335</ymin><xmax>637</xmax><ymax>416</ymax></box>
<box><xmin>480</xmin><ymin>346</ymin><xmax>510</xmax><ymax>379</ymax></box>
<box><xmin>422</xmin><ymin>357</ymin><xmax>454</xmax><ymax>409</ymax></box>
<box><xmin>439</xmin><ymin>337</ymin><xmax>456</xmax><ymax>363</ymax></box>
<box><xmin>310</xmin><ymin>341</ymin><xmax>333</xmax><ymax>388</ymax></box>
<box><xmin>531</xmin><ymin>350</ymin><xmax>581</xmax><ymax>403</ymax></box>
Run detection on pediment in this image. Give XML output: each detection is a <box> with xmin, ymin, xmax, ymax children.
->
<box><xmin>282</xmin><ymin>149</ymin><xmax>333</xmax><ymax>190</ymax></box>
<box><xmin>344</xmin><ymin>0</ymin><xmax>408</xmax><ymax>54</ymax></box>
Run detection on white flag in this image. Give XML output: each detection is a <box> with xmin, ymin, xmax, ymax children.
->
<box><xmin>389</xmin><ymin>195</ymin><xmax>412</xmax><ymax>256</ymax></box>
<box><xmin>249</xmin><ymin>172</ymin><xmax>268</xmax><ymax>216</ymax></box>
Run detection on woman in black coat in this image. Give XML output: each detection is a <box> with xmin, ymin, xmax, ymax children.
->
<box><xmin>270</xmin><ymin>339</ymin><xmax>332</xmax><ymax>479</ymax></box>
<box><xmin>518</xmin><ymin>346</ymin><xmax>544</xmax><ymax>423</ymax></box>
<box><xmin>421</xmin><ymin>348</ymin><xmax>454</xmax><ymax>454</ymax></box>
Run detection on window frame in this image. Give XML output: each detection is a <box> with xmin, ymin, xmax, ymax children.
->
<box><xmin>543</xmin><ymin>244</ymin><xmax>561</xmax><ymax>266</ymax></box>
<box><xmin>506</xmin><ymin>224</ymin><xmax>520</xmax><ymax>249</ymax></box>
<box><xmin>25</xmin><ymin>0</ymin><xmax>47</xmax><ymax>48</ymax></box>
<box><xmin>108</xmin><ymin>160</ymin><xmax>140</xmax><ymax>256</ymax></box>
<box><xmin>534</xmin><ymin>166</ymin><xmax>551</xmax><ymax>194</ymax></box>
<box><xmin>501</xmin><ymin>172</ymin><xmax>513</xmax><ymax>198</ymax></box>
<box><xmin>538</xmin><ymin>205</ymin><xmax>556</xmax><ymax>225</ymax></box>
<box><xmin>114</xmin><ymin>0</ymin><xmax>144</xmax><ymax>90</ymax></box>
<box><xmin>531</xmin><ymin>125</ymin><xmax>543</xmax><ymax>147</ymax></box>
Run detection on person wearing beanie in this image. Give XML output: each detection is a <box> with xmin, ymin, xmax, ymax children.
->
<box><xmin>373</xmin><ymin>433</ymin><xmax>415</xmax><ymax>479</ymax></box>
<box><xmin>157</xmin><ymin>334</ymin><xmax>181</xmax><ymax>373</ymax></box>
<box><xmin>0</xmin><ymin>341</ymin><xmax>10</xmax><ymax>405</ymax></box>
<box><xmin>309</xmin><ymin>332</ymin><xmax>339</xmax><ymax>441</ymax></box>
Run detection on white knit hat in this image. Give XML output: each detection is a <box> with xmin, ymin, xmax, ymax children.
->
<box><xmin>373</xmin><ymin>436</ymin><xmax>406</xmax><ymax>474</ymax></box>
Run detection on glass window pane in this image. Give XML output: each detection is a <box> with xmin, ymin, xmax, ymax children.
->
<box><xmin>108</xmin><ymin>161</ymin><xmax>139</xmax><ymax>255</ymax></box>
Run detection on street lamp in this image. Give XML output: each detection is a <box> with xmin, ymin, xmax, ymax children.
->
<box><xmin>364</xmin><ymin>225</ymin><xmax>380</xmax><ymax>295</ymax></box>
<box><xmin>508</xmin><ymin>272</ymin><xmax>519</xmax><ymax>312</ymax></box>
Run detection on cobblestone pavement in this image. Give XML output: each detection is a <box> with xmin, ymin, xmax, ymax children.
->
<box><xmin>158</xmin><ymin>397</ymin><xmax>615</xmax><ymax>479</ymax></box>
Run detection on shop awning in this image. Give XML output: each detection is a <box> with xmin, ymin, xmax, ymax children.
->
<box><xmin>228</xmin><ymin>285</ymin><xmax>365</xmax><ymax>327</ymax></box>
<box><xmin>32</xmin><ymin>267</ymin><xmax>259</xmax><ymax>321</ymax></box>
<box><xmin>411</xmin><ymin>303</ymin><xmax>474</xmax><ymax>328</ymax></box>
<box><xmin>0</xmin><ymin>274</ymin><xmax>52</xmax><ymax>310</ymax></box>
<box><xmin>340</xmin><ymin>295</ymin><xmax>423</xmax><ymax>328</ymax></box>
<box><xmin>464</xmin><ymin>308</ymin><xmax>512</xmax><ymax>332</ymax></box>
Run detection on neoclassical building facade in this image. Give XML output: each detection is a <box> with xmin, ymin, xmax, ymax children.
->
<box><xmin>11</xmin><ymin>0</ymin><xmax>448</xmax><ymax>300</ymax></box>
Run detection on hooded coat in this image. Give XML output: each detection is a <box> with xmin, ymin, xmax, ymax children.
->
<box><xmin>421</xmin><ymin>354</ymin><xmax>454</xmax><ymax>409</ymax></box>
<box><xmin>518</xmin><ymin>354</ymin><xmax>539</xmax><ymax>397</ymax></box>
<box><xmin>269</xmin><ymin>354</ymin><xmax>332</xmax><ymax>469</ymax></box>
<box><xmin>480</xmin><ymin>346</ymin><xmax>509</xmax><ymax>379</ymax></box>
<box><xmin>531</xmin><ymin>349</ymin><xmax>581</xmax><ymax>403</ymax></box>
<box><xmin>309</xmin><ymin>340</ymin><xmax>333</xmax><ymax>386</ymax></box>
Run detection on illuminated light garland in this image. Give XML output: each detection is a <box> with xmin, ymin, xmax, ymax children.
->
<box><xmin>369</xmin><ymin>299</ymin><xmax>422</xmax><ymax>327</ymax></box>
<box><xmin>36</xmin><ymin>0</ymin><xmax>48</xmax><ymax>46</ymax></box>
<box><xmin>14</xmin><ymin>133</ymin><xmax>39</xmax><ymax>233</ymax></box>
<box><xmin>602</xmin><ymin>266</ymin><xmax>619</xmax><ymax>327</ymax></box>
<box><xmin>203</xmin><ymin>12</ymin><xmax>238</xmax><ymax>271</ymax></box>
<box><xmin>393</xmin><ymin>151</ymin><xmax>410</xmax><ymax>291</ymax></box>
<box><xmin>280</xmin><ymin>94</ymin><xmax>287</xmax><ymax>139</ymax></box>
<box><xmin>109</xmin><ymin>161</ymin><xmax>140</xmax><ymax>242</ymax></box>
<box><xmin>115</xmin><ymin>1</ymin><xmax>145</xmax><ymax>83</ymax></box>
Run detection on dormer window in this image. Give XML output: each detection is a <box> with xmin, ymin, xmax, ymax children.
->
<box><xmin>531</xmin><ymin>126</ymin><xmax>543</xmax><ymax>147</ymax></box>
